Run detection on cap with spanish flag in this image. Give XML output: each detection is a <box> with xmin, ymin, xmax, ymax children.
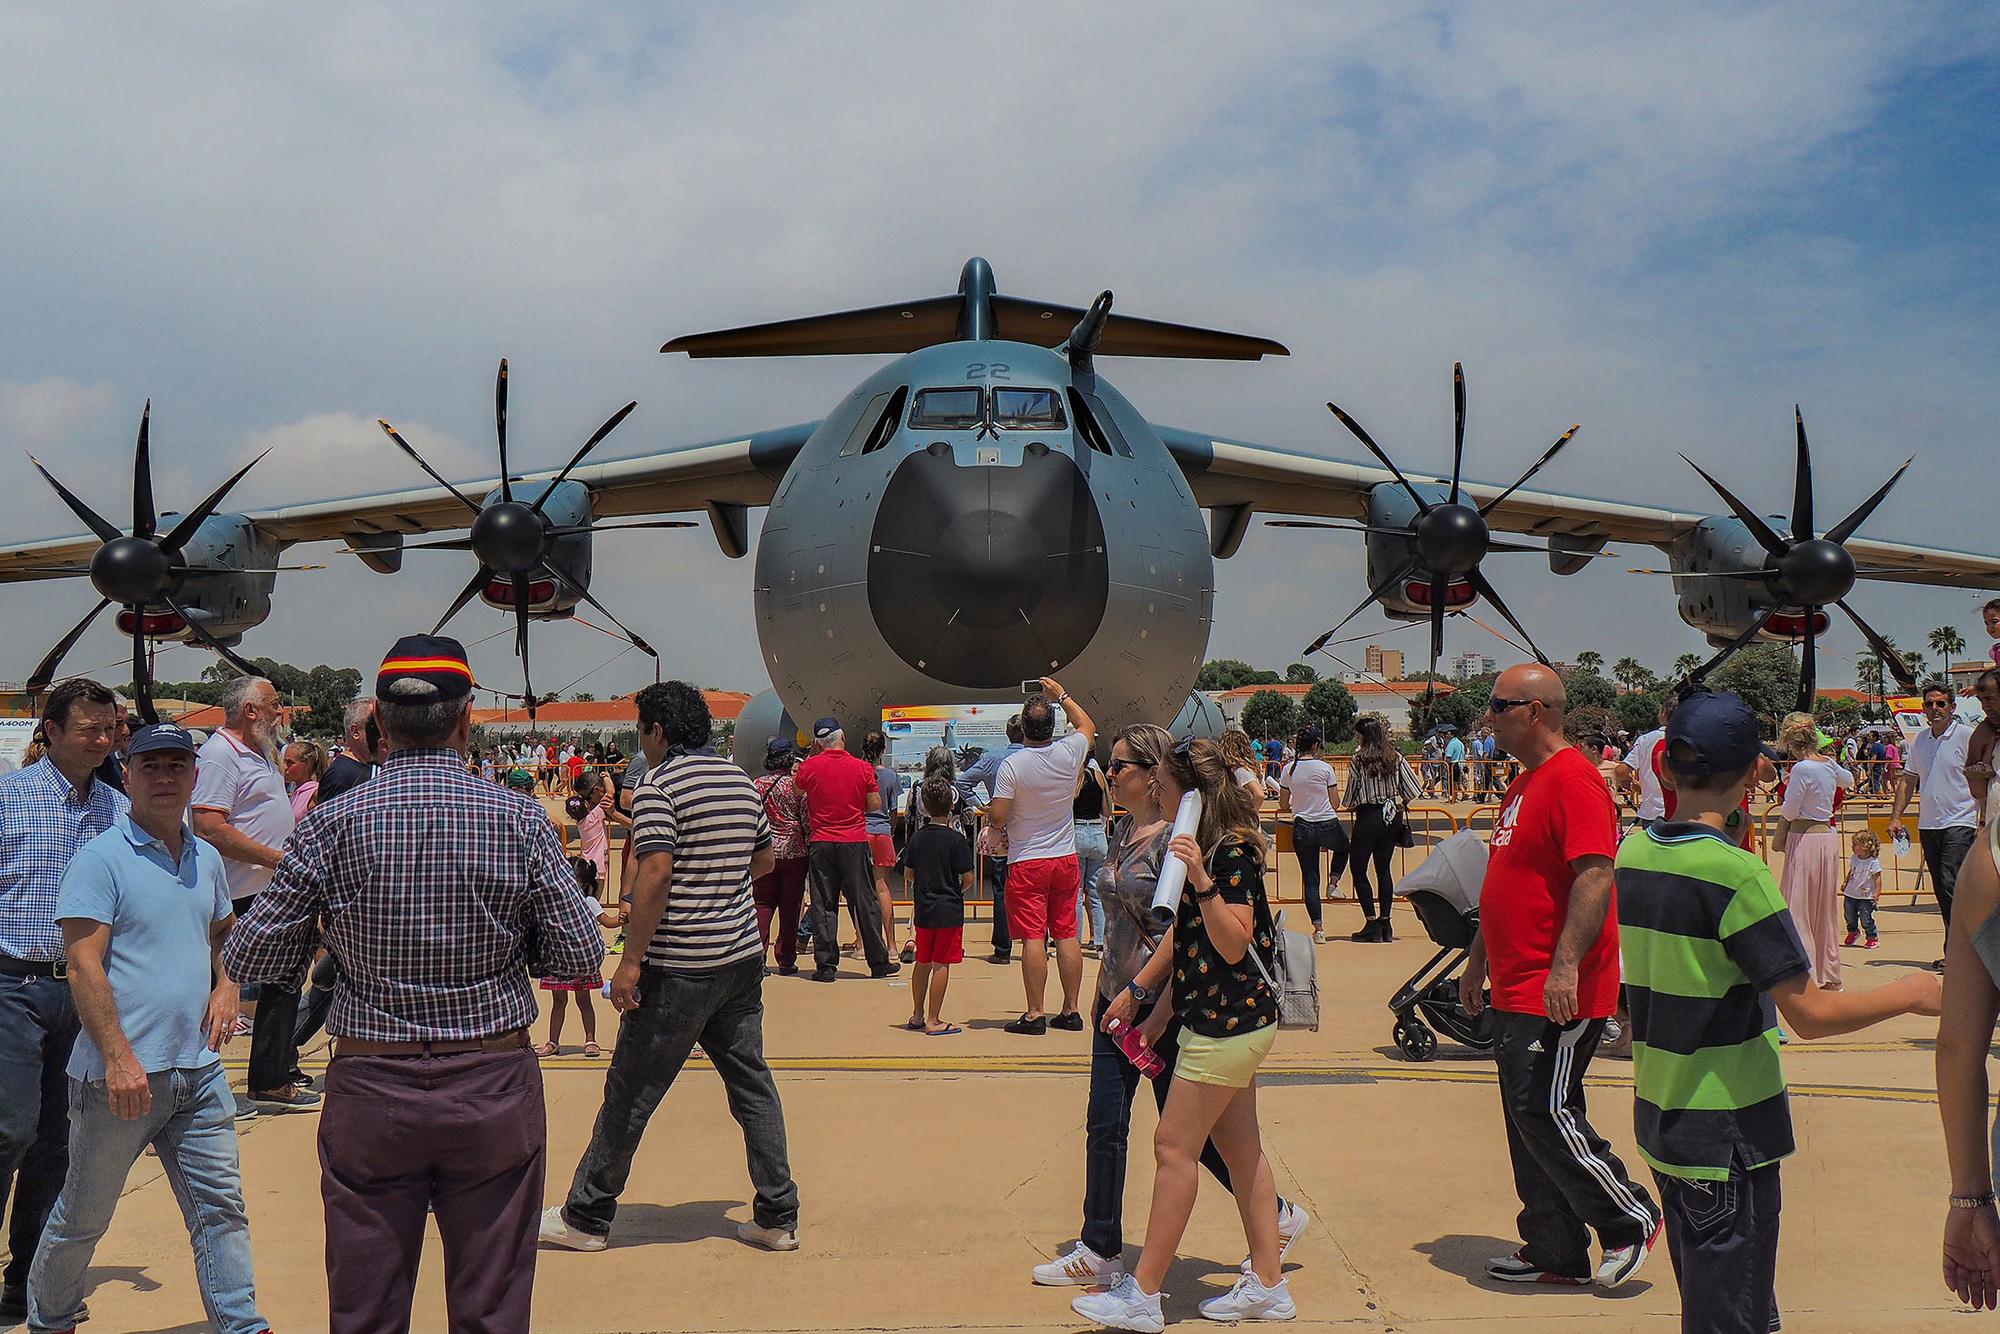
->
<box><xmin>376</xmin><ymin>635</ymin><xmax>475</xmax><ymax>703</ymax></box>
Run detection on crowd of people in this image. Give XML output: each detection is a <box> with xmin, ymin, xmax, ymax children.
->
<box><xmin>9</xmin><ymin>619</ymin><xmax>2000</xmax><ymax>1332</ymax></box>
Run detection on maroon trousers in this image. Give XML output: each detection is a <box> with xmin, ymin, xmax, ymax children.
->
<box><xmin>319</xmin><ymin>1046</ymin><xmax>545</xmax><ymax>1333</ymax></box>
<box><xmin>754</xmin><ymin>855</ymin><xmax>809</xmax><ymax>968</ymax></box>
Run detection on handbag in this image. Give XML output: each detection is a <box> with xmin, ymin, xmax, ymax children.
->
<box><xmin>1245</xmin><ymin>907</ymin><xmax>1320</xmax><ymax>1032</ymax></box>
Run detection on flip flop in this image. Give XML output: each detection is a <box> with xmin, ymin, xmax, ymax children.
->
<box><xmin>925</xmin><ymin>1025</ymin><xmax>963</xmax><ymax>1036</ymax></box>
<box><xmin>904</xmin><ymin>1018</ymin><xmax>925</xmax><ymax>1031</ymax></box>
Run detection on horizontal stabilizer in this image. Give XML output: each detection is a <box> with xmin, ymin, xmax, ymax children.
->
<box><xmin>663</xmin><ymin>261</ymin><xmax>1287</xmax><ymax>361</ymax></box>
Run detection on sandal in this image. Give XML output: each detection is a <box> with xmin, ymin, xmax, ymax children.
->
<box><xmin>583</xmin><ymin>1042</ymin><xmax>602</xmax><ymax>1058</ymax></box>
<box><xmin>905</xmin><ymin>1017</ymin><xmax>925</xmax><ymax>1031</ymax></box>
<box><xmin>533</xmin><ymin>1042</ymin><xmax>559</xmax><ymax>1058</ymax></box>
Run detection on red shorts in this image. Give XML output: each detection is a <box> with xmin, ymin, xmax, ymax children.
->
<box><xmin>914</xmin><ymin>926</ymin><xmax>964</xmax><ymax>965</ymax></box>
<box><xmin>868</xmin><ymin>833</ymin><xmax>898</xmax><ymax>869</ymax></box>
<box><xmin>1005</xmin><ymin>856</ymin><xmax>1081</xmax><ymax>942</ymax></box>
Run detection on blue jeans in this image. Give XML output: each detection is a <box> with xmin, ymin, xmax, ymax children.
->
<box><xmin>563</xmin><ymin>956</ymin><xmax>798</xmax><ymax>1235</ymax></box>
<box><xmin>0</xmin><ymin>973</ymin><xmax>78</xmax><ymax>1294</ymax></box>
<box><xmin>1075</xmin><ymin>822</ymin><xmax>1110</xmax><ymax>945</ymax></box>
<box><xmin>30</xmin><ymin>1062</ymin><xmax>263</xmax><ymax>1334</ymax></box>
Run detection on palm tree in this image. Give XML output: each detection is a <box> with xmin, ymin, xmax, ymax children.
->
<box><xmin>1673</xmin><ymin>652</ymin><xmax>1702</xmax><ymax>680</ymax></box>
<box><xmin>1931</xmin><ymin>625</ymin><xmax>1968</xmax><ymax>677</ymax></box>
<box><xmin>1612</xmin><ymin>656</ymin><xmax>1652</xmax><ymax>693</ymax></box>
<box><xmin>1574</xmin><ymin>650</ymin><xmax>1604</xmax><ymax>675</ymax></box>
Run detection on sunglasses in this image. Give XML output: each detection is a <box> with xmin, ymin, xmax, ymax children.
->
<box><xmin>1106</xmin><ymin>757</ymin><xmax>1153</xmax><ymax>775</ymax></box>
<box><xmin>1486</xmin><ymin>696</ymin><xmax>1538</xmax><ymax>714</ymax></box>
<box><xmin>1924</xmin><ymin>700</ymin><xmax>1954</xmax><ymax>710</ymax></box>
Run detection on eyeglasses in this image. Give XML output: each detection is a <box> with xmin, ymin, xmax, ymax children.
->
<box><xmin>1486</xmin><ymin>696</ymin><xmax>1538</xmax><ymax>714</ymax></box>
<box><xmin>1106</xmin><ymin>757</ymin><xmax>1153</xmax><ymax>775</ymax></box>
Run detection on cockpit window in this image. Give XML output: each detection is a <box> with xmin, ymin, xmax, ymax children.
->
<box><xmin>908</xmin><ymin>387</ymin><xmax>984</xmax><ymax>429</ymax></box>
<box><xmin>991</xmin><ymin>388</ymin><xmax>1066</xmax><ymax>430</ymax></box>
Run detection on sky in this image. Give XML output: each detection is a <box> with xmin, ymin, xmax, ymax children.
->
<box><xmin>2</xmin><ymin>3</ymin><xmax>1997</xmax><ymax>702</ymax></box>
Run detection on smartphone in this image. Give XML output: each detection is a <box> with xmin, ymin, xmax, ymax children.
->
<box><xmin>1020</xmin><ymin>679</ymin><xmax>1044</xmax><ymax>695</ymax></box>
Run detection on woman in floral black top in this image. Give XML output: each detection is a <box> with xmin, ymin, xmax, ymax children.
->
<box><xmin>1072</xmin><ymin>738</ymin><xmax>1295</xmax><ymax>1331</ymax></box>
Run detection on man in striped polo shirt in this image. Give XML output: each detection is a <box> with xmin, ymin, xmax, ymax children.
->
<box><xmin>542</xmin><ymin>681</ymin><xmax>800</xmax><ymax>1253</ymax></box>
<box><xmin>1617</xmin><ymin>690</ymin><xmax>1940</xmax><ymax>1333</ymax></box>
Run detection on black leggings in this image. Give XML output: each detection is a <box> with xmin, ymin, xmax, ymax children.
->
<box><xmin>1349</xmin><ymin>804</ymin><xmax>1399</xmax><ymax>921</ymax></box>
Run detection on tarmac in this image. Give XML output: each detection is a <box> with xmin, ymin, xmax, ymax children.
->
<box><xmin>6</xmin><ymin>815</ymin><xmax>1979</xmax><ymax>1333</ymax></box>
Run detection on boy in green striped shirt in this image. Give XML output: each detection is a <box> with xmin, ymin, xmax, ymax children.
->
<box><xmin>1615</xmin><ymin>690</ymin><xmax>1940</xmax><ymax>1334</ymax></box>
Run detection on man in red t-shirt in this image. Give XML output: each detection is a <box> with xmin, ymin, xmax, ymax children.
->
<box><xmin>792</xmin><ymin>717</ymin><xmax>895</xmax><ymax>982</ymax></box>
<box><xmin>1462</xmin><ymin>664</ymin><xmax>1662</xmax><ymax>1289</ymax></box>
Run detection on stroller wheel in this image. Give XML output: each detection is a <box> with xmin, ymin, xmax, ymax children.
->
<box><xmin>1392</xmin><ymin>1017</ymin><xmax>1438</xmax><ymax>1062</ymax></box>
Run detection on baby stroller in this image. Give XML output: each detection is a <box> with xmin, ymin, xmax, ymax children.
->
<box><xmin>1387</xmin><ymin>830</ymin><xmax>1496</xmax><ymax>1062</ymax></box>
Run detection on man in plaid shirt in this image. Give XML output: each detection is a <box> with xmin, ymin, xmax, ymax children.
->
<box><xmin>223</xmin><ymin>636</ymin><xmax>602</xmax><ymax>1334</ymax></box>
<box><xmin>0</xmin><ymin>679</ymin><xmax>125</xmax><ymax>1327</ymax></box>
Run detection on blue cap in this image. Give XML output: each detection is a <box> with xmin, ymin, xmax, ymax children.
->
<box><xmin>812</xmin><ymin>715</ymin><xmax>841</xmax><ymax>741</ymax></box>
<box><xmin>1663</xmin><ymin>690</ymin><xmax>1774</xmax><ymax>779</ymax></box>
<box><xmin>765</xmin><ymin>736</ymin><xmax>798</xmax><ymax>763</ymax></box>
<box><xmin>128</xmin><ymin>722</ymin><xmax>197</xmax><ymax>757</ymax></box>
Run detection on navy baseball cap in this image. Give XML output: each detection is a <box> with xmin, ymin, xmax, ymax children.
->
<box><xmin>812</xmin><ymin>715</ymin><xmax>841</xmax><ymax>740</ymax></box>
<box><xmin>1663</xmin><ymin>690</ymin><xmax>1776</xmax><ymax>779</ymax></box>
<box><xmin>128</xmin><ymin>722</ymin><xmax>197</xmax><ymax>756</ymax></box>
<box><xmin>766</xmin><ymin>736</ymin><xmax>798</xmax><ymax>761</ymax></box>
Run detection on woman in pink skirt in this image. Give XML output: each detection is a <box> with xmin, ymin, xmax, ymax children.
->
<box><xmin>538</xmin><ymin>774</ymin><xmax>616</xmax><ymax>1057</ymax></box>
<box><xmin>1776</xmin><ymin>712</ymin><xmax>1854</xmax><ymax>989</ymax></box>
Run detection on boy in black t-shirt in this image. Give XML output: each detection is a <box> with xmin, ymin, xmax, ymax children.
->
<box><xmin>903</xmin><ymin>776</ymin><xmax>974</xmax><ymax>1035</ymax></box>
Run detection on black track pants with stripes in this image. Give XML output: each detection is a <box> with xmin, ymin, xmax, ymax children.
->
<box><xmin>1492</xmin><ymin>1010</ymin><xmax>1660</xmax><ymax>1276</ymax></box>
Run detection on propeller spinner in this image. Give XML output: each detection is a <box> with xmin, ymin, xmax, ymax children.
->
<box><xmin>377</xmin><ymin>359</ymin><xmax>681</xmax><ymax>720</ymax></box>
<box><xmin>24</xmin><ymin>401</ymin><xmax>270</xmax><ymax>721</ymax></box>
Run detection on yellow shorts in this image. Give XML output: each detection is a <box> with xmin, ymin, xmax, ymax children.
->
<box><xmin>1173</xmin><ymin>1024</ymin><xmax>1276</xmax><ymax>1088</ymax></box>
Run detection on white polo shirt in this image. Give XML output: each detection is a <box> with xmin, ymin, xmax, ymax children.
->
<box><xmin>1908</xmin><ymin>718</ymin><xmax>1978</xmax><ymax>831</ymax></box>
<box><xmin>191</xmin><ymin>727</ymin><xmax>297</xmax><ymax>902</ymax></box>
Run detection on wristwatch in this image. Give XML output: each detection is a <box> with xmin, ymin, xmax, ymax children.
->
<box><xmin>1125</xmin><ymin>980</ymin><xmax>1152</xmax><ymax>1004</ymax></box>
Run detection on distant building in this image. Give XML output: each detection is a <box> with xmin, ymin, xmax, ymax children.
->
<box><xmin>469</xmin><ymin>690</ymin><xmax>750</xmax><ymax>740</ymax></box>
<box><xmin>1948</xmin><ymin>660</ymin><xmax>1994</xmax><ymax>691</ymax></box>
<box><xmin>1364</xmin><ymin>645</ymin><xmax>1405</xmax><ymax>680</ymax></box>
<box><xmin>1450</xmin><ymin>652</ymin><xmax>1496</xmax><ymax>681</ymax></box>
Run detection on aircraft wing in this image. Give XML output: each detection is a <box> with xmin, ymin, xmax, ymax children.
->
<box><xmin>0</xmin><ymin>421</ymin><xmax>820</xmax><ymax>580</ymax></box>
<box><xmin>1159</xmin><ymin>426</ymin><xmax>2000</xmax><ymax>588</ymax></box>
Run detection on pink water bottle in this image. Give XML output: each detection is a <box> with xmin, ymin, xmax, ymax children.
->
<box><xmin>1105</xmin><ymin>1018</ymin><xmax>1166</xmax><ymax>1078</ymax></box>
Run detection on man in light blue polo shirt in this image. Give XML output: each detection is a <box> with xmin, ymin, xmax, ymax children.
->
<box><xmin>28</xmin><ymin>723</ymin><xmax>267</xmax><ymax>1334</ymax></box>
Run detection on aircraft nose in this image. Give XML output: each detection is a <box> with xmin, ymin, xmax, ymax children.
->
<box><xmin>868</xmin><ymin>445</ymin><xmax>1109</xmax><ymax>689</ymax></box>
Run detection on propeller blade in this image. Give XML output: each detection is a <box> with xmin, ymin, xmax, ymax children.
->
<box><xmin>1836</xmin><ymin>600</ymin><xmax>1919</xmax><ymax>692</ymax></box>
<box><xmin>513</xmin><ymin>574</ymin><xmax>536</xmax><ymax>719</ymax></box>
<box><xmin>1424</xmin><ymin>594</ymin><xmax>1447</xmax><ymax>733</ymax></box>
<box><xmin>26</xmin><ymin>598</ymin><xmax>111</xmax><ymax>692</ymax></box>
<box><xmin>1790</xmin><ymin>607</ymin><xmax>1821</xmax><ymax>715</ymax></box>
<box><xmin>158</xmin><ymin>452</ymin><xmax>269</xmax><ymax>554</ymax></box>
<box><xmin>535</xmin><ymin>562</ymin><xmax>656</xmax><ymax>657</ymax></box>
<box><xmin>531</xmin><ymin>401</ymin><xmax>639</xmax><ymax>518</ymax></box>
<box><xmin>1479</xmin><ymin>425</ymin><xmax>1581</xmax><ymax>517</ymax></box>
<box><xmin>1300</xmin><ymin>556</ymin><xmax>1420</xmax><ymax>656</ymax></box>
<box><xmin>133</xmin><ymin>400</ymin><xmax>156</xmax><ymax>539</ymax></box>
<box><xmin>1465</xmin><ymin>569</ymin><xmax>1549</xmax><ymax>665</ymax></box>
<box><xmin>1825</xmin><ymin>457</ymin><xmax>1914</xmax><ymax>546</ymax></box>
<box><xmin>8</xmin><ymin>565</ymin><xmax>93</xmax><ymax>576</ymax></box>
<box><xmin>1625</xmin><ymin>567</ymin><xmax>1773</xmax><ymax>578</ymax></box>
<box><xmin>495</xmin><ymin>359</ymin><xmax>513</xmax><ymax>504</ymax></box>
<box><xmin>1680</xmin><ymin>455</ymin><xmax>1789</xmax><ymax>559</ymax></box>
<box><xmin>377</xmin><ymin>421</ymin><xmax>483</xmax><ymax>516</ymax></box>
<box><xmin>128</xmin><ymin>611</ymin><xmax>157</xmax><ymax>725</ymax></box>
<box><xmin>162</xmin><ymin>593</ymin><xmax>269</xmax><ymax>679</ymax></box>
<box><xmin>1449</xmin><ymin>362</ymin><xmax>1466</xmax><ymax>506</ymax></box>
<box><xmin>180</xmin><ymin>564</ymin><xmax>327</xmax><ymax>574</ymax></box>
<box><xmin>545</xmin><ymin>519</ymin><xmax>697</xmax><ymax>537</ymax></box>
<box><xmin>1328</xmin><ymin>402</ymin><xmax>1431</xmax><ymax>516</ymax></box>
<box><xmin>432</xmin><ymin>565</ymin><xmax>495</xmax><ymax>634</ymax></box>
<box><xmin>1684</xmin><ymin>607</ymin><xmax>1776</xmax><ymax>689</ymax></box>
<box><xmin>1790</xmin><ymin>406</ymin><xmax>1813</xmax><ymax>542</ymax></box>
<box><xmin>27</xmin><ymin>458</ymin><xmax>121</xmax><ymax>544</ymax></box>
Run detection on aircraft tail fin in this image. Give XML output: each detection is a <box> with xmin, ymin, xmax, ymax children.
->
<box><xmin>661</xmin><ymin>257</ymin><xmax>1287</xmax><ymax>361</ymax></box>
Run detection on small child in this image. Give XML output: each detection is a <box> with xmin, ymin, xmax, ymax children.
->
<box><xmin>901</xmin><ymin>776</ymin><xmax>973</xmax><ymax>1036</ymax></box>
<box><xmin>536</xmin><ymin>854</ymin><xmax>619</xmax><ymax>1059</ymax></box>
<box><xmin>1617</xmin><ymin>690</ymin><xmax>1941</xmax><ymax>1334</ymax></box>
<box><xmin>1841</xmin><ymin>830</ymin><xmax>1882</xmax><ymax>948</ymax></box>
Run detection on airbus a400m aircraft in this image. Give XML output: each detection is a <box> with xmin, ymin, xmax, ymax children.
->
<box><xmin>2</xmin><ymin>256</ymin><xmax>1995</xmax><ymax>735</ymax></box>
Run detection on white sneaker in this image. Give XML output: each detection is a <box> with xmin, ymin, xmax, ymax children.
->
<box><xmin>1035</xmin><ymin>1242</ymin><xmax>1126</xmax><ymax>1286</ymax></box>
<box><xmin>737</xmin><ymin>1219</ymin><xmax>799</xmax><ymax>1251</ymax></box>
<box><xmin>1200</xmin><ymin>1272</ymin><xmax>1297</xmax><ymax>1322</ymax></box>
<box><xmin>1241</xmin><ymin>1199</ymin><xmax>1310</xmax><ymax>1273</ymax></box>
<box><xmin>1072</xmin><ymin>1273</ymin><xmax>1165</xmax><ymax>1332</ymax></box>
<box><xmin>1595</xmin><ymin>1217</ymin><xmax>1663</xmax><ymax>1288</ymax></box>
<box><xmin>538</xmin><ymin>1205</ymin><xmax>608</xmax><ymax>1251</ymax></box>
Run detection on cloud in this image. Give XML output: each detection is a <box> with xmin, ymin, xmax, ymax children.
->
<box><xmin>0</xmin><ymin>377</ymin><xmax>119</xmax><ymax>449</ymax></box>
<box><xmin>0</xmin><ymin>4</ymin><xmax>1995</xmax><ymax>697</ymax></box>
